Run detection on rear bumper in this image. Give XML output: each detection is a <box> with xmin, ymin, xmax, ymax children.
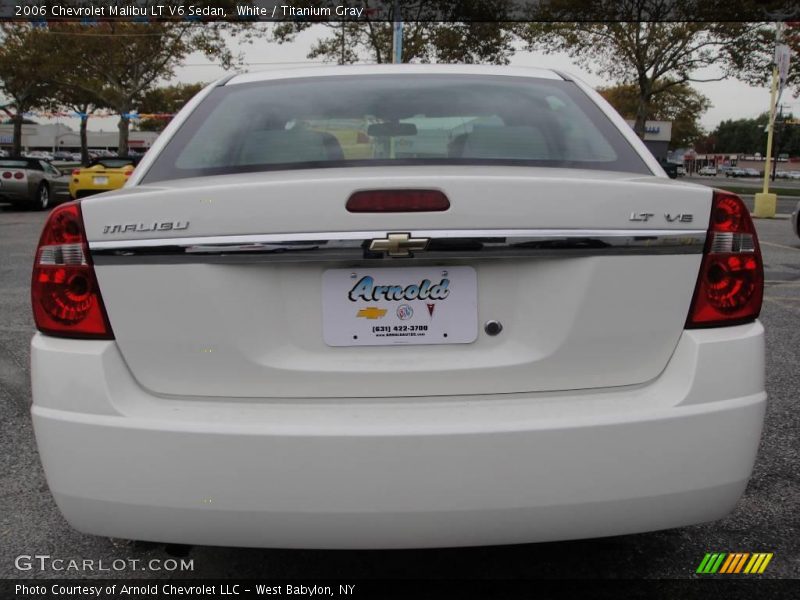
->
<box><xmin>31</xmin><ymin>322</ymin><xmax>766</xmax><ymax>549</ymax></box>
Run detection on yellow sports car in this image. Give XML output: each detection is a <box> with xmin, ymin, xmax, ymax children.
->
<box><xmin>69</xmin><ymin>157</ymin><xmax>139</xmax><ymax>199</ymax></box>
<box><xmin>308</xmin><ymin>119</ymin><xmax>376</xmax><ymax>160</ymax></box>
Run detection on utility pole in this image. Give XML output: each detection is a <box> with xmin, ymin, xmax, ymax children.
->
<box><xmin>755</xmin><ymin>23</ymin><xmax>790</xmax><ymax>218</ymax></box>
<box><xmin>392</xmin><ymin>0</ymin><xmax>402</xmax><ymax>63</ymax></box>
<box><xmin>340</xmin><ymin>20</ymin><xmax>346</xmax><ymax>64</ymax></box>
<box><xmin>389</xmin><ymin>0</ymin><xmax>402</xmax><ymax>160</ymax></box>
<box><xmin>771</xmin><ymin>104</ymin><xmax>788</xmax><ymax>181</ymax></box>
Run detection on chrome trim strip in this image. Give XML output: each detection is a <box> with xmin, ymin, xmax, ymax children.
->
<box><xmin>90</xmin><ymin>229</ymin><xmax>707</xmax><ymax>265</ymax></box>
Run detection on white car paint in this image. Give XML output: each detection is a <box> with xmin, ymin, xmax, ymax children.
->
<box><xmin>31</xmin><ymin>65</ymin><xmax>766</xmax><ymax>548</ymax></box>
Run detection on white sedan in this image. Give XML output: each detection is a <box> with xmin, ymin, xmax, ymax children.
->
<box><xmin>30</xmin><ymin>65</ymin><xmax>766</xmax><ymax>549</ymax></box>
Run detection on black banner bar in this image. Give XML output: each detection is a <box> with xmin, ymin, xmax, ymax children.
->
<box><xmin>2</xmin><ymin>579</ymin><xmax>800</xmax><ymax>600</ymax></box>
<box><xmin>1</xmin><ymin>0</ymin><xmax>800</xmax><ymax>23</ymax></box>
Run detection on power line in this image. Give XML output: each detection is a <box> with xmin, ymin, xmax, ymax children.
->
<box><xmin>32</xmin><ymin>30</ymin><xmax>187</xmax><ymax>37</ymax></box>
<box><xmin>182</xmin><ymin>60</ymin><xmax>331</xmax><ymax>66</ymax></box>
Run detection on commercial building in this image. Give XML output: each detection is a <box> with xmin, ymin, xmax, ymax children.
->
<box><xmin>625</xmin><ymin>120</ymin><xmax>673</xmax><ymax>160</ymax></box>
<box><xmin>0</xmin><ymin>123</ymin><xmax>159</xmax><ymax>152</ymax></box>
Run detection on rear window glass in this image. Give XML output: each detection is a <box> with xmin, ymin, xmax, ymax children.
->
<box><xmin>142</xmin><ymin>75</ymin><xmax>650</xmax><ymax>183</ymax></box>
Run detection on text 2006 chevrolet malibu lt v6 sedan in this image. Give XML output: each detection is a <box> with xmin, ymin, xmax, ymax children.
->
<box><xmin>30</xmin><ymin>65</ymin><xmax>765</xmax><ymax>549</ymax></box>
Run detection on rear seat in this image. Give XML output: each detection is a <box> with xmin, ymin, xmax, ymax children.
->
<box><xmin>457</xmin><ymin>126</ymin><xmax>552</xmax><ymax>160</ymax></box>
<box><xmin>238</xmin><ymin>129</ymin><xmax>344</xmax><ymax>165</ymax></box>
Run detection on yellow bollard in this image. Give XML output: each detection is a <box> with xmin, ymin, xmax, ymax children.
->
<box><xmin>757</xmin><ymin>65</ymin><xmax>779</xmax><ymax>219</ymax></box>
<box><xmin>753</xmin><ymin>192</ymin><xmax>777</xmax><ymax>218</ymax></box>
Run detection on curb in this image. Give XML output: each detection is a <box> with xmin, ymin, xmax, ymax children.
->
<box><xmin>751</xmin><ymin>214</ymin><xmax>791</xmax><ymax>220</ymax></box>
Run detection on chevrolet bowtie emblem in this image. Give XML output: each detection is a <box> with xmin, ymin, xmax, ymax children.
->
<box><xmin>369</xmin><ymin>233</ymin><xmax>429</xmax><ymax>257</ymax></box>
<box><xmin>357</xmin><ymin>307</ymin><xmax>388</xmax><ymax>319</ymax></box>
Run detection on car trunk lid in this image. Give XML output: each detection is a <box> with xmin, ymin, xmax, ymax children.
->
<box><xmin>82</xmin><ymin>166</ymin><xmax>711</xmax><ymax>399</ymax></box>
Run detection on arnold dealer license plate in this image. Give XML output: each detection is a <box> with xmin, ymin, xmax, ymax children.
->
<box><xmin>322</xmin><ymin>266</ymin><xmax>478</xmax><ymax>346</ymax></box>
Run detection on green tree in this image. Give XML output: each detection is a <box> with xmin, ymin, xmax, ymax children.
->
<box><xmin>45</xmin><ymin>3</ymin><xmax>252</xmax><ymax>154</ymax></box>
<box><xmin>518</xmin><ymin>4</ymin><xmax>761</xmax><ymax>138</ymax></box>
<box><xmin>711</xmin><ymin>115</ymin><xmax>769</xmax><ymax>155</ymax></box>
<box><xmin>0</xmin><ymin>25</ymin><xmax>56</xmax><ymax>155</ymax></box>
<box><xmin>708</xmin><ymin>113</ymin><xmax>800</xmax><ymax>158</ymax></box>
<box><xmin>64</xmin><ymin>99</ymin><xmax>103</xmax><ymax>165</ymax></box>
<box><xmin>598</xmin><ymin>82</ymin><xmax>711</xmax><ymax>149</ymax></box>
<box><xmin>51</xmin><ymin>74</ymin><xmax>107</xmax><ymax>164</ymax></box>
<box><xmin>730</xmin><ymin>23</ymin><xmax>800</xmax><ymax>94</ymax></box>
<box><xmin>47</xmin><ymin>22</ymin><xmax>216</xmax><ymax>155</ymax></box>
<box><xmin>135</xmin><ymin>82</ymin><xmax>205</xmax><ymax>132</ymax></box>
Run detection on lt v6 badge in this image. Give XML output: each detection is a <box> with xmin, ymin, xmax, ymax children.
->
<box><xmin>629</xmin><ymin>212</ymin><xmax>693</xmax><ymax>223</ymax></box>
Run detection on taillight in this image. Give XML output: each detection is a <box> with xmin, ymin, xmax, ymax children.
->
<box><xmin>31</xmin><ymin>202</ymin><xmax>113</xmax><ymax>339</ymax></box>
<box><xmin>13</xmin><ymin>171</ymin><xmax>23</xmax><ymax>179</ymax></box>
<box><xmin>2</xmin><ymin>171</ymin><xmax>11</xmax><ymax>178</ymax></box>
<box><xmin>72</xmin><ymin>169</ymin><xmax>81</xmax><ymax>176</ymax></box>
<box><xmin>686</xmin><ymin>190</ymin><xmax>763</xmax><ymax>328</ymax></box>
<box><xmin>123</xmin><ymin>168</ymin><xmax>134</xmax><ymax>178</ymax></box>
<box><xmin>346</xmin><ymin>190</ymin><xmax>450</xmax><ymax>212</ymax></box>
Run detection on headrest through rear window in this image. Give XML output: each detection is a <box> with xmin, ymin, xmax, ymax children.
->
<box><xmin>238</xmin><ymin>129</ymin><xmax>344</xmax><ymax>165</ymax></box>
<box><xmin>460</xmin><ymin>126</ymin><xmax>551</xmax><ymax>160</ymax></box>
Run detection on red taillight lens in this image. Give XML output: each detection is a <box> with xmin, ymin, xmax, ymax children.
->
<box><xmin>2</xmin><ymin>171</ymin><xmax>11</xmax><ymax>178</ymax></box>
<box><xmin>346</xmin><ymin>190</ymin><xmax>450</xmax><ymax>212</ymax></box>
<box><xmin>13</xmin><ymin>171</ymin><xmax>23</xmax><ymax>179</ymax></box>
<box><xmin>72</xmin><ymin>169</ymin><xmax>81</xmax><ymax>176</ymax></box>
<box><xmin>31</xmin><ymin>202</ymin><xmax>113</xmax><ymax>339</ymax></box>
<box><xmin>686</xmin><ymin>190</ymin><xmax>763</xmax><ymax>328</ymax></box>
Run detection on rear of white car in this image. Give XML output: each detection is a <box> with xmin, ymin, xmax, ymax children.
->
<box><xmin>30</xmin><ymin>66</ymin><xmax>765</xmax><ymax>548</ymax></box>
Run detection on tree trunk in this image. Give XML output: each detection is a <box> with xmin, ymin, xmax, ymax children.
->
<box><xmin>12</xmin><ymin>113</ymin><xmax>23</xmax><ymax>156</ymax></box>
<box><xmin>79</xmin><ymin>115</ymin><xmax>89</xmax><ymax>165</ymax></box>
<box><xmin>633</xmin><ymin>75</ymin><xmax>653</xmax><ymax>140</ymax></box>
<box><xmin>117</xmin><ymin>113</ymin><xmax>130</xmax><ymax>156</ymax></box>
<box><xmin>633</xmin><ymin>95</ymin><xmax>649</xmax><ymax>140</ymax></box>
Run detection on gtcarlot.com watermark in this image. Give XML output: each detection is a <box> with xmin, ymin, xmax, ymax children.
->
<box><xmin>15</xmin><ymin>554</ymin><xmax>194</xmax><ymax>573</ymax></box>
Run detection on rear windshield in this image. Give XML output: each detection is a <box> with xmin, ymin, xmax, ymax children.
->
<box><xmin>142</xmin><ymin>75</ymin><xmax>650</xmax><ymax>183</ymax></box>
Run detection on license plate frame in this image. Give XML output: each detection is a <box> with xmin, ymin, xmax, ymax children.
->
<box><xmin>93</xmin><ymin>176</ymin><xmax>108</xmax><ymax>185</ymax></box>
<box><xmin>322</xmin><ymin>266</ymin><xmax>478</xmax><ymax>347</ymax></box>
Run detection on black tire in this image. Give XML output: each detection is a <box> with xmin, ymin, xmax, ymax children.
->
<box><xmin>33</xmin><ymin>183</ymin><xmax>50</xmax><ymax>211</ymax></box>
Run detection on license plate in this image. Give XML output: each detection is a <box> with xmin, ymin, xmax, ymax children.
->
<box><xmin>93</xmin><ymin>176</ymin><xmax>108</xmax><ymax>185</ymax></box>
<box><xmin>323</xmin><ymin>266</ymin><xmax>478</xmax><ymax>346</ymax></box>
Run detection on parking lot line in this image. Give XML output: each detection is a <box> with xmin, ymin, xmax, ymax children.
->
<box><xmin>764</xmin><ymin>297</ymin><xmax>800</xmax><ymax>314</ymax></box>
<box><xmin>761</xmin><ymin>241</ymin><xmax>800</xmax><ymax>252</ymax></box>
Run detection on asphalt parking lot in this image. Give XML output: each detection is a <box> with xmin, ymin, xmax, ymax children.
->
<box><xmin>684</xmin><ymin>175</ymin><xmax>799</xmax><ymax>215</ymax></box>
<box><xmin>0</xmin><ymin>203</ymin><xmax>798</xmax><ymax>580</ymax></box>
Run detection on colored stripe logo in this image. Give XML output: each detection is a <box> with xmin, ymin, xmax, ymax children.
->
<box><xmin>696</xmin><ymin>553</ymin><xmax>773</xmax><ymax>574</ymax></box>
